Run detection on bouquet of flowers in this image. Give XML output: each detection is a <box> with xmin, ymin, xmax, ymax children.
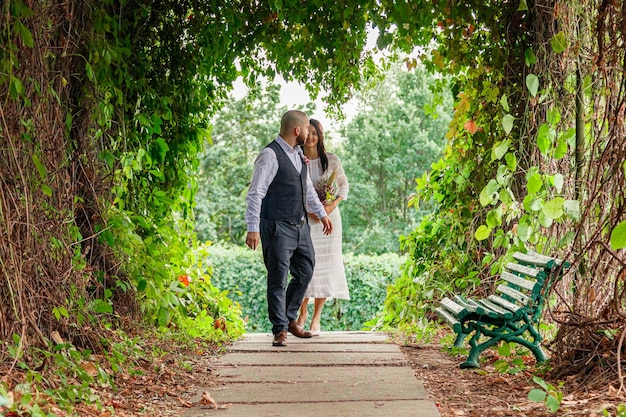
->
<box><xmin>315</xmin><ymin>170</ymin><xmax>337</xmax><ymax>206</ymax></box>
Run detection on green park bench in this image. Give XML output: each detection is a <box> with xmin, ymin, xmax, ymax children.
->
<box><xmin>435</xmin><ymin>251</ymin><xmax>570</xmax><ymax>369</ymax></box>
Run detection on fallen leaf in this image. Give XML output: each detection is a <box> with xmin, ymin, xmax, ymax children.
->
<box><xmin>81</xmin><ymin>361</ymin><xmax>99</xmax><ymax>377</ymax></box>
<box><xmin>200</xmin><ymin>391</ymin><xmax>218</xmax><ymax>408</ymax></box>
<box><xmin>177</xmin><ymin>397</ymin><xmax>193</xmax><ymax>408</ymax></box>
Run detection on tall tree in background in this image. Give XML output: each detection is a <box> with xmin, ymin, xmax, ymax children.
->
<box><xmin>340</xmin><ymin>64</ymin><xmax>452</xmax><ymax>254</ymax></box>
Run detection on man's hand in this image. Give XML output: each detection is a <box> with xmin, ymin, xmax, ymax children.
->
<box><xmin>320</xmin><ymin>216</ymin><xmax>333</xmax><ymax>235</ymax></box>
<box><xmin>246</xmin><ymin>232</ymin><xmax>260</xmax><ymax>250</ymax></box>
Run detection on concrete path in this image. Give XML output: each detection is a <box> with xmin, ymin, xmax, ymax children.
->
<box><xmin>185</xmin><ymin>331</ymin><xmax>441</xmax><ymax>417</ymax></box>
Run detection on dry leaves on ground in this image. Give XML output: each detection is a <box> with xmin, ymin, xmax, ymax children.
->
<box><xmin>400</xmin><ymin>337</ymin><xmax>626</xmax><ymax>417</ymax></box>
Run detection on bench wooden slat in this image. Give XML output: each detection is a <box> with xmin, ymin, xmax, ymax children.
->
<box><xmin>454</xmin><ymin>295</ymin><xmax>478</xmax><ymax>312</ymax></box>
<box><xmin>440</xmin><ymin>297</ymin><xmax>465</xmax><ymax>315</ymax></box>
<box><xmin>505</xmin><ymin>262</ymin><xmax>544</xmax><ymax>279</ymax></box>
<box><xmin>496</xmin><ymin>284</ymin><xmax>529</xmax><ymax>304</ymax></box>
<box><xmin>487</xmin><ymin>294</ymin><xmax>521</xmax><ymax>313</ymax></box>
<box><xmin>476</xmin><ymin>299</ymin><xmax>512</xmax><ymax>318</ymax></box>
<box><xmin>513</xmin><ymin>251</ymin><xmax>565</xmax><ymax>269</ymax></box>
<box><xmin>501</xmin><ymin>271</ymin><xmax>537</xmax><ymax>291</ymax></box>
<box><xmin>435</xmin><ymin>307</ymin><xmax>462</xmax><ymax>334</ymax></box>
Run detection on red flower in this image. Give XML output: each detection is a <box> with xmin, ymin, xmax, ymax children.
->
<box><xmin>178</xmin><ymin>274</ymin><xmax>191</xmax><ymax>287</ymax></box>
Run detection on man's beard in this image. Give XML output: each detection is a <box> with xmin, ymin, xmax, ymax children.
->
<box><xmin>296</xmin><ymin>131</ymin><xmax>307</xmax><ymax>145</ymax></box>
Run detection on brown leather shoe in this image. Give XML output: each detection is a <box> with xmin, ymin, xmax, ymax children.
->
<box><xmin>272</xmin><ymin>331</ymin><xmax>287</xmax><ymax>347</ymax></box>
<box><xmin>288</xmin><ymin>320</ymin><xmax>313</xmax><ymax>338</ymax></box>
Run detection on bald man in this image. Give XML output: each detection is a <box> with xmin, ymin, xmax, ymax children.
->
<box><xmin>245</xmin><ymin>110</ymin><xmax>332</xmax><ymax>347</ymax></box>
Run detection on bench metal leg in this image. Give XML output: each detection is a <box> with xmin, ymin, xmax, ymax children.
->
<box><xmin>461</xmin><ymin>330</ymin><xmax>483</xmax><ymax>369</ymax></box>
<box><xmin>507</xmin><ymin>334</ymin><xmax>547</xmax><ymax>363</ymax></box>
<box><xmin>453</xmin><ymin>331</ymin><xmax>466</xmax><ymax>348</ymax></box>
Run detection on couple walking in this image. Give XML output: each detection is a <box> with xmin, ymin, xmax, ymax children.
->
<box><xmin>245</xmin><ymin>110</ymin><xmax>349</xmax><ymax>346</ymax></box>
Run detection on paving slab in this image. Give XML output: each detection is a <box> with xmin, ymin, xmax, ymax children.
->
<box><xmin>214</xmin><ymin>351</ymin><xmax>407</xmax><ymax>366</ymax></box>
<box><xmin>193</xmin><ymin>372</ymin><xmax>426</xmax><ymax>403</ymax></box>
<box><xmin>186</xmin><ymin>400</ymin><xmax>440</xmax><ymax>417</ymax></box>
<box><xmin>227</xmin><ymin>342</ymin><xmax>401</xmax><ymax>353</ymax></box>
<box><xmin>185</xmin><ymin>331</ymin><xmax>440</xmax><ymax>417</ymax></box>
<box><xmin>216</xmin><ymin>365</ymin><xmax>425</xmax><ymax>386</ymax></box>
<box><xmin>239</xmin><ymin>331</ymin><xmax>389</xmax><ymax>344</ymax></box>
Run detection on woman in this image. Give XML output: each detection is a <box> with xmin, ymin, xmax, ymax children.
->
<box><xmin>296</xmin><ymin>119</ymin><xmax>349</xmax><ymax>335</ymax></box>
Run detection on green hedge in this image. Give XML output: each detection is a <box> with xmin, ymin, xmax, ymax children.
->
<box><xmin>207</xmin><ymin>245</ymin><xmax>405</xmax><ymax>333</ymax></box>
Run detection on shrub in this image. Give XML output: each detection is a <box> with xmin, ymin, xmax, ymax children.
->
<box><xmin>207</xmin><ymin>245</ymin><xmax>405</xmax><ymax>332</ymax></box>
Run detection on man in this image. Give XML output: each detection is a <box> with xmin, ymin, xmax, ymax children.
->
<box><xmin>245</xmin><ymin>110</ymin><xmax>332</xmax><ymax>347</ymax></box>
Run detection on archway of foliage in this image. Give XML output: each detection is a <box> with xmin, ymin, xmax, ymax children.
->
<box><xmin>2</xmin><ymin>0</ymin><xmax>625</xmax><ymax>392</ymax></box>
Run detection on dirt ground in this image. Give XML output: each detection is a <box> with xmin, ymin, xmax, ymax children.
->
<box><xmin>3</xmin><ymin>333</ymin><xmax>625</xmax><ymax>416</ymax></box>
<box><xmin>400</xmin><ymin>340</ymin><xmax>625</xmax><ymax>417</ymax></box>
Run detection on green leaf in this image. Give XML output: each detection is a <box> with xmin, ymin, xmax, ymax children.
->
<box><xmin>32</xmin><ymin>154</ymin><xmax>47</xmax><ymax>180</ymax></box>
<box><xmin>563</xmin><ymin>200</ymin><xmax>580</xmax><ymax>221</ymax></box>
<box><xmin>527</xmin><ymin>173</ymin><xmax>543</xmax><ymax>194</ymax></box>
<box><xmin>154</xmin><ymin>138</ymin><xmax>169</xmax><ymax>162</ymax></box>
<box><xmin>518</xmin><ymin>0</ymin><xmax>529</xmax><ymax>11</ymax></box>
<box><xmin>502</xmin><ymin>114</ymin><xmax>514</xmax><ymax>135</ymax></box>
<box><xmin>542</xmin><ymin>197</ymin><xmax>565</xmax><ymax>220</ymax></box>
<box><xmin>546</xmin><ymin>395</ymin><xmax>561</xmax><ymax>413</ymax></box>
<box><xmin>554</xmin><ymin>136</ymin><xmax>568</xmax><ymax>159</ymax></box>
<box><xmin>528</xmin><ymin>389</ymin><xmax>547</xmax><ymax>402</ymax></box>
<box><xmin>498</xmin><ymin>342</ymin><xmax>511</xmax><ymax>356</ymax></box>
<box><xmin>479</xmin><ymin>179</ymin><xmax>500</xmax><ymax>206</ymax></box>
<box><xmin>11</xmin><ymin>1</ymin><xmax>35</xmax><ymax>17</ymax></box>
<box><xmin>500</xmin><ymin>94</ymin><xmax>510</xmax><ymax>112</ymax></box>
<box><xmin>547</xmin><ymin>108</ymin><xmax>561</xmax><ymax>125</ymax></box>
<box><xmin>536</xmin><ymin>123</ymin><xmax>551</xmax><ymax>155</ymax></box>
<box><xmin>475</xmin><ymin>225</ymin><xmax>492</xmax><ymax>241</ymax></box>
<box><xmin>486</xmin><ymin>208</ymin><xmax>502</xmax><ymax>228</ymax></box>
<box><xmin>539</xmin><ymin>211</ymin><xmax>554</xmax><ymax>228</ymax></box>
<box><xmin>517</xmin><ymin>221</ymin><xmax>532</xmax><ymax>242</ymax></box>
<box><xmin>492</xmin><ymin>140</ymin><xmax>510</xmax><ymax>161</ymax></box>
<box><xmin>550</xmin><ymin>31</ymin><xmax>567</xmax><ymax>53</ymax></box>
<box><xmin>15</xmin><ymin>20</ymin><xmax>34</xmax><ymax>48</ymax></box>
<box><xmin>552</xmin><ymin>173</ymin><xmax>564</xmax><ymax>193</ymax></box>
<box><xmin>9</xmin><ymin>76</ymin><xmax>25</xmax><ymax>99</ymax></box>
<box><xmin>526</xmin><ymin>74</ymin><xmax>539</xmax><ymax>97</ymax></box>
<box><xmin>158</xmin><ymin>307</ymin><xmax>171</xmax><ymax>327</ymax></box>
<box><xmin>523</xmin><ymin>195</ymin><xmax>543</xmax><ymax>212</ymax></box>
<box><xmin>532</xmin><ymin>376</ymin><xmax>549</xmax><ymax>390</ymax></box>
<box><xmin>610</xmin><ymin>221</ymin><xmax>626</xmax><ymax>250</ymax></box>
<box><xmin>137</xmin><ymin>279</ymin><xmax>147</xmax><ymax>292</ymax></box>
<box><xmin>40</xmin><ymin>184</ymin><xmax>52</xmax><ymax>197</ymax></box>
<box><xmin>101</xmin><ymin>229</ymin><xmax>115</xmax><ymax>247</ymax></box>
<box><xmin>94</xmin><ymin>300</ymin><xmax>113</xmax><ymax>314</ymax></box>
<box><xmin>505</xmin><ymin>153</ymin><xmax>517</xmax><ymax>171</ymax></box>
<box><xmin>524</xmin><ymin>48</ymin><xmax>537</xmax><ymax>66</ymax></box>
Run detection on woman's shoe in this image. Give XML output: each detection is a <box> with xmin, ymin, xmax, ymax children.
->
<box><xmin>310</xmin><ymin>326</ymin><xmax>321</xmax><ymax>337</ymax></box>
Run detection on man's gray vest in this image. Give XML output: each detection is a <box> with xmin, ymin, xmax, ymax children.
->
<box><xmin>260</xmin><ymin>140</ymin><xmax>307</xmax><ymax>224</ymax></box>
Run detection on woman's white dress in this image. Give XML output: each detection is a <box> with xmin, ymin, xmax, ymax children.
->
<box><xmin>305</xmin><ymin>153</ymin><xmax>350</xmax><ymax>300</ymax></box>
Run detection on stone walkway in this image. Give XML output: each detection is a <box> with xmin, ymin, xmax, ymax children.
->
<box><xmin>185</xmin><ymin>331</ymin><xmax>441</xmax><ymax>417</ymax></box>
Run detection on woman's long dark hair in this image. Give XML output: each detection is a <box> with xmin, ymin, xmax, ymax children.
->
<box><xmin>309</xmin><ymin>119</ymin><xmax>329</xmax><ymax>172</ymax></box>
